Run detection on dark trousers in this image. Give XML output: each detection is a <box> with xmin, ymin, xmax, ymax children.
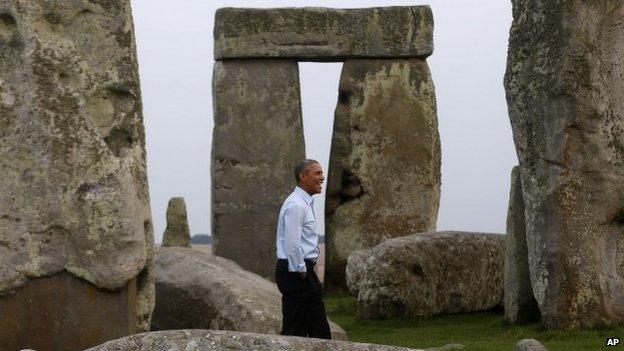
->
<box><xmin>275</xmin><ymin>259</ymin><xmax>331</xmax><ymax>339</ymax></box>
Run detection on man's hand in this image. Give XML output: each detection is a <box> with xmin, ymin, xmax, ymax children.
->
<box><xmin>299</xmin><ymin>272</ymin><xmax>307</xmax><ymax>280</ymax></box>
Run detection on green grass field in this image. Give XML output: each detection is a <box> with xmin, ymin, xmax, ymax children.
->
<box><xmin>325</xmin><ymin>294</ymin><xmax>622</xmax><ymax>351</ymax></box>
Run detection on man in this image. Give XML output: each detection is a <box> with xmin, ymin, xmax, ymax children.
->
<box><xmin>275</xmin><ymin>159</ymin><xmax>331</xmax><ymax>339</ymax></box>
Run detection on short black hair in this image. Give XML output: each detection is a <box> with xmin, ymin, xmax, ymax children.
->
<box><xmin>294</xmin><ymin>159</ymin><xmax>319</xmax><ymax>183</ymax></box>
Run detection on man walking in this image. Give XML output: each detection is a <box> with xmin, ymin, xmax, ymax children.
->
<box><xmin>275</xmin><ymin>159</ymin><xmax>331</xmax><ymax>339</ymax></box>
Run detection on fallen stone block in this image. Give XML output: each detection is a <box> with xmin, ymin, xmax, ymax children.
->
<box><xmin>347</xmin><ymin>231</ymin><xmax>504</xmax><ymax>318</ymax></box>
<box><xmin>151</xmin><ymin>247</ymin><xmax>346</xmax><ymax>340</ymax></box>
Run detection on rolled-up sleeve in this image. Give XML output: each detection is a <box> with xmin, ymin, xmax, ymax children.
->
<box><xmin>283</xmin><ymin>205</ymin><xmax>306</xmax><ymax>272</ymax></box>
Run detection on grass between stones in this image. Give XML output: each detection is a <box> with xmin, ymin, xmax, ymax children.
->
<box><xmin>325</xmin><ymin>293</ymin><xmax>623</xmax><ymax>351</ymax></box>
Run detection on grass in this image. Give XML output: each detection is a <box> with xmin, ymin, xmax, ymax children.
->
<box><xmin>325</xmin><ymin>293</ymin><xmax>623</xmax><ymax>351</ymax></box>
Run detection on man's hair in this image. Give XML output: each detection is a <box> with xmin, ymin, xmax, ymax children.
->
<box><xmin>294</xmin><ymin>159</ymin><xmax>319</xmax><ymax>183</ymax></box>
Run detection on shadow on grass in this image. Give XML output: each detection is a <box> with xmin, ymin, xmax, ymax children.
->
<box><xmin>325</xmin><ymin>293</ymin><xmax>621</xmax><ymax>351</ymax></box>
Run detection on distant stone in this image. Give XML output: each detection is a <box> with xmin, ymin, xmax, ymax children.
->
<box><xmin>87</xmin><ymin>329</ymin><xmax>436</xmax><ymax>351</ymax></box>
<box><xmin>325</xmin><ymin>58</ymin><xmax>441</xmax><ymax>291</ymax></box>
<box><xmin>0</xmin><ymin>1</ymin><xmax>154</xmax><ymax>349</ymax></box>
<box><xmin>515</xmin><ymin>339</ymin><xmax>548</xmax><ymax>351</ymax></box>
<box><xmin>348</xmin><ymin>232</ymin><xmax>504</xmax><ymax>318</ymax></box>
<box><xmin>162</xmin><ymin>197</ymin><xmax>191</xmax><ymax>248</ymax></box>
<box><xmin>191</xmin><ymin>234</ymin><xmax>212</xmax><ymax>245</ymax></box>
<box><xmin>504</xmin><ymin>166</ymin><xmax>540</xmax><ymax>324</ymax></box>
<box><xmin>212</xmin><ymin>59</ymin><xmax>305</xmax><ymax>280</ymax></box>
<box><xmin>214</xmin><ymin>6</ymin><xmax>433</xmax><ymax>60</ymax></box>
<box><xmin>505</xmin><ymin>0</ymin><xmax>624</xmax><ymax>329</ymax></box>
<box><xmin>151</xmin><ymin>247</ymin><xmax>346</xmax><ymax>340</ymax></box>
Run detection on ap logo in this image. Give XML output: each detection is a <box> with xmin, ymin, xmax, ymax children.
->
<box><xmin>606</xmin><ymin>338</ymin><xmax>620</xmax><ymax>346</ymax></box>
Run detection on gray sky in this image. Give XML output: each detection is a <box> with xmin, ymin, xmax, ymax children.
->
<box><xmin>131</xmin><ymin>0</ymin><xmax>516</xmax><ymax>244</ymax></box>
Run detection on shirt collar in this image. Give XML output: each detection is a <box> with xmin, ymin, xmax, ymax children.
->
<box><xmin>294</xmin><ymin>186</ymin><xmax>314</xmax><ymax>206</ymax></box>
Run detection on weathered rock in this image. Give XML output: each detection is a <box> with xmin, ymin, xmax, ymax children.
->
<box><xmin>214</xmin><ymin>7</ymin><xmax>433</xmax><ymax>60</ymax></box>
<box><xmin>0</xmin><ymin>1</ymin><xmax>154</xmax><ymax>349</ymax></box>
<box><xmin>0</xmin><ymin>273</ymin><xmax>136</xmax><ymax>351</ymax></box>
<box><xmin>211</xmin><ymin>59</ymin><xmax>305</xmax><ymax>280</ymax></box>
<box><xmin>504</xmin><ymin>166</ymin><xmax>540</xmax><ymax>324</ymax></box>
<box><xmin>325</xmin><ymin>59</ymin><xmax>441</xmax><ymax>291</ymax></box>
<box><xmin>347</xmin><ymin>232</ymin><xmax>504</xmax><ymax>319</ymax></box>
<box><xmin>152</xmin><ymin>247</ymin><xmax>346</xmax><ymax>340</ymax></box>
<box><xmin>505</xmin><ymin>0</ymin><xmax>624</xmax><ymax>329</ymax></box>
<box><xmin>345</xmin><ymin>249</ymin><xmax>369</xmax><ymax>295</ymax></box>
<box><xmin>87</xmin><ymin>329</ymin><xmax>436</xmax><ymax>351</ymax></box>
<box><xmin>162</xmin><ymin>197</ymin><xmax>191</xmax><ymax>248</ymax></box>
<box><xmin>515</xmin><ymin>339</ymin><xmax>548</xmax><ymax>351</ymax></box>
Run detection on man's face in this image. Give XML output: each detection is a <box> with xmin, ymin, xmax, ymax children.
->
<box><xmin>299</xmin><ymin>162</ymin><xmax>324</xmax><ymax>195</ymax></box>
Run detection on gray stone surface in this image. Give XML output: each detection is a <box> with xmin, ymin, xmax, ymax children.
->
<box><xmin>347</xmin><ymin>232</ymin><xmax>504</xmax><ymax>319</ymax></box>
<box><xmin>151</xmin><ymin>247</ymin><xmax>346</xmax><ymax>341</ymax></box>
<box><xmin>514</xmin><ymin>339</ymin><xmax>548</xmax><ymax>351</ymax></box>
<box><xmin>505</xmin><ymin>0</ymin><xmax>624</xmax><ymax>329</ymax></box>
<box><xmin>211</xmin><ymin>59</ymin><xmax>305</xmax><ymax>280</ymax></box>
<box><xmin>504</xmin><ymin>166</ymin><xmax>540</xmax><ymax>324</ymax></box>
<box><xmin>162</xmin><ymin>197</ymin><xmax>191</xmax><ymax>248</ymax></box>
<box><xmin>325</xmin><ymin>59</ymin><xmax>440</xmax><ymax>291</ymax></box>
<box><xmin>0</xmin><ymin>273</ymin><xmax>137</xmax><ymax>351</ymax></box>
<box><xmin>345</xmin><ymin>249</ymin><xmax>369</xmax><ymax>296</ymax></box>
<box><xmin>214</xmin><ymin>6</ymin><xmax>433</xmax><ymax>60</ymax></box>
<box><xmin>87</xmin><ymin>330</ymin><xmax>437</xmax><ymax>351</ymax></box>
<box><xmin>0</xmin><ymin>0</ymin><xmax>154</xmax><ymax>333</ymax></box>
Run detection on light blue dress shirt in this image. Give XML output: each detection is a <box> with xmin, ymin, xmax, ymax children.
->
<box><xmin>276</xmin><ymin>186</ymin><xmax>320</xmax><ymax>272</ymax></box>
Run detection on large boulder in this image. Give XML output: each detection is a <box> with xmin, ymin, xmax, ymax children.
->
<box><xmin>505</xmin><ymin>0</ymin><xmax>624</xmax><ymax>329</ymax></box>
<box><xmin>162</xmin><ymin>197</ymin><xmax>191</xmax><ymax>248</ymax></box>
<box><xmin>325</xmin><ymin>58</ymin><xmax>441</xmax><ymax>291</ymax></box>
<box><xmin>152</xmin><ymin>247</ymin><xmax>346</xmax><ymax>340</ymax></box>
<box><xmin>87</xmin><ymin>329</ymin><xmax>439</xmax><ymax>351</ymax></box>
<box><xmin>211</xmin><ymin>59</ymin><xmax>305</xmax><ymax>280</ymax></box>
<box><xmin>347</xmin><ymin>232</ymin><xmax>504</xmax><ymax>318</ymax></box>
<box><xmin>504</xmin><ymin>166</ymin><xmax>540</xmax><ymax>324</ymax></box>
<box><xmin>0</xmin><ymin>0</ymin><xmax>154</xmax><ymax>349</ymax></box>
<box><xmin>214</xmin><ymin>6</ymin><xmax>433</xmax><ymax>60</ymax></box>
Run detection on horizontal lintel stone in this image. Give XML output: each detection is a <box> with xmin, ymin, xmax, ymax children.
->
<box><xmin>214</xmin><ymin>6</ymin><xmax>433</xmax><ymax>61</ymax></box>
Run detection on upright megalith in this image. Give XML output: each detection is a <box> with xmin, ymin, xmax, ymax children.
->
<box><xmin>212</xmin><ymin>60</ymin><xmax>305</xmax><ymax>279</ymax></box>
<box><xmin>0</xmin><ymin>1</ymin><xmax>154</xmax><ymax>350</ymax></box>
<box><xmin>504</xmin><ymin>166</ymin><xmax>539</xmax><ymax>325</ymax></box>
<box><xmin>162</xmin><ymin>197</ymin><xmax>191</xmax><ymax>248</ymax></box>
<box><xmin>505</xmin><ymin>0</ymin><xmax>624</xmax><ymax>329</ymax></box>
<box><xmin>325</xmin><ymin>58</ymin><xmax>440</xmax><ymax>290</ymax></box>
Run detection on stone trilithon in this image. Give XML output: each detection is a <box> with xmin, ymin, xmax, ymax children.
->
<box><xmin>211</xmin><ymin>6</ymin><xmax>440</xmax><ymax>289</ymax></box>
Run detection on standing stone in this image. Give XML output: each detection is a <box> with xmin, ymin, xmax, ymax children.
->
<box><xmin>162</xmin><ymin>197</ymin><xmax>191</xmax><ymax>248</ymax></box>
<box><xmin>212</xmin><ymin>60</ymin><xmax>305</xmax><ymax>280</ymax></box>
<box><xmin>504</xmin><ymin>166</ymin><xmax>540</xmax><ymax>324</ymax></box>
<box><xmin>505</xmin><ymin>0</ymin><xmax>624</xmax><ymax>329</ymax></box>
<box><xmin>325</xmin><ymin>59</ymin><xmax>440</xmax><ymax>291</ymax></box>
<box><xmin>0</xmin><ymin>1</ymin><xmax>154</xmax><ymax>349</ymax></box>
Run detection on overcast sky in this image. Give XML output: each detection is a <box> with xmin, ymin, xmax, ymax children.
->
<box><xmin>131</xmin><ymin>0</ymin><xmax>516</xmax><ymax>244</ymax></box>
